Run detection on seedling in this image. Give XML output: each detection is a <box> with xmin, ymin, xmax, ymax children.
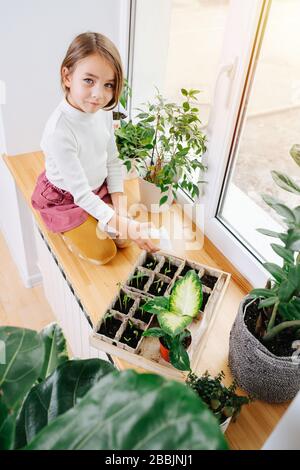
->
<box><xmin>134</xmin><ymin>301</ymin><xmax>152</xmax><ymax>323</ymax></box>
<box><xmin>160</xmin><ymin>259</ymin><xmax>178</xmax><ymax>278</ymax></box>
<box><xmin>120</xmin><ymin>319</ymin><xmax>143</xmax><ymax>348</ymax></box>
<box><xmin>114</xmin><ymin>291</ymin><xmax>134</xmax><ymax>314</ymax></box>
<box><xmin>143</xmin><ymin>255</ymin><xmax>159</xmax><ymax>270</ymax></box>
<box><xmin>99</xmin><ymin>311</ymin><xmax>122</xmax><ymax>339</ymax></box>
<box><xmin>148</xmin><ymin>278</ymin><xmax>169</xmax><ymax>296</ymax></box>
<box><xmin>129</xmin><ymin>270</ymin><xmax>149</xmax><ymax>290</ymax></box>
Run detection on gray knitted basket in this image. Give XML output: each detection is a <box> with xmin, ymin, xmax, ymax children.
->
<box><xmin>229</xmin><ymin>296</ymin><xmax>300</xmax><ymax>403</ymax></box>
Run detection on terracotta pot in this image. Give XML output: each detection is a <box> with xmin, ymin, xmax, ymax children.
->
<box><xmin>138</xmin><ymin>178</ymin><xmax>174</xmax><ymax>213</ymax></box>
<box><xmin>159</xmin><ymin>333</ymin><xmax>192</xmax><ymax>363</ymax></box>
<box><xmin>160</xmin><ymin>339</ymin><xmax>170</xmax><ymax>362</ymax></box>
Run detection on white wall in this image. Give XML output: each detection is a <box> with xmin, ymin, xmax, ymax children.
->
<box><xmin>0</xmin><ymin>0</ymin><xmax>126</xmax><ymax>156</ymax></box>
<box><xmin>0</xmin><ymin>0</ymin><xmax>129</xmax><ymax>287</ymax></box>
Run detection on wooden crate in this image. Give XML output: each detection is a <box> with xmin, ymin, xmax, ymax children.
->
<box><xmin>90</xmin><ymin>250</ymin><xmax>231</xmax><ymax>380</ymax></box>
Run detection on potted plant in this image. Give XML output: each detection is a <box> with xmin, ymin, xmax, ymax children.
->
<box><xmin>0</xmin><ymin>323</ymin><xmax>227</xmax><ymax>450</ymax></box>
<box><xmin>229</xmin><ymin>144</ymin><xmax>300</xmax><ymax>403</ymax></box>
<box><xmin>142</xmin><ymin>270</ymin><xmax>203</xmax><ymax>371</ymax></box>
<box><xmin>112</xmin><ymin>78</ymin><xmax>132</xmax><ymax>123</ymax></box>
<box><xmin>186</xmin><ymin>370</ymin><xmax>252</xmax><ymax>433</ymax></box>
<box><xmin>115</xmin><ymin>88</ymin><xmax>207</xmax><ymax>210</ymax></box>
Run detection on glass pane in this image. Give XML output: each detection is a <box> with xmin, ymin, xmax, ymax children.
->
<box><xmin>218</xmin><ymin>0</ymin><xmax>300</xmax><ymax>261</ymax></box>
<box><xmin>164</xmin><ymin>0</ymin><xmax>231</xmax><ymax>126</ymax></box>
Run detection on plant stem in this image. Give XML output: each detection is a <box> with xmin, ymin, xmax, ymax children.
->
<box><xmin>263</xmin><ymin>320</ymin><xmax>300</xmax><ymax>342</ymax></box>
<box><xmin>267</xmin><ymin>301</ymin><xmax>279</xmax><ymax>332</ymax></box>
<box><xmin>150</xmin><ymin>112</ymin><xmax>160</xmax><ymax>166</ymax></box>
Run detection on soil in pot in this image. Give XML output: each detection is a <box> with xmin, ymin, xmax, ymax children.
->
<box><xmin>98</xmin><ymin>313</ymin><xmax>122</xmax><ymax>339</ymax></box>
<box><xmin>159</xmin><ymin>260</ymin><xmax>179</xmax><ymax>278</ymax></box>
<box><xmin>200</xmin><ymin>273</ymin><xmax>218</xmax><ymax>289</ymax></box>
<box><xmin>113</xmin><ymin>292</ymin><xmax>134</xmax><ymax>315</ymax></box>
<box><xmin>244</xmin><ymin>298</ymin><xmax>297</xmax><ymax>357</ymax></box>
<box><xmin>133</xmin><ymin>301</ymin><xmax>152</xmax><ymax>323</ymax></box>
<box><xmin>180</xmin><ymin>265</ymin><xmax>194</xmax><ymax>277</ymax></box>
<box><xmin>142</xmin><ymin>255</ymin><xmax>159</xmax><ymax>270</ymax></box>
<box><xmin>201</xmin><ymin>292</ymin><xmax>210</xmax><ymax>311</ymax></box>
<box><xmin>148</xmin><ymin>278</ymin><xmax>169</xmax><ymax>296</ymax></box>
<box><xmin>120</xmin><ymin>321</ymin><xmax>143</xmax><ymax>349</ymax></box>
<box><xmin>128</xmin><ymin>270</ymin><xmax>149</xmax><ymax>291</ymax></box>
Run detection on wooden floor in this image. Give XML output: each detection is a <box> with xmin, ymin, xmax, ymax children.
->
<box><xmin>0</xmin><ymin>229</ymin><xmax>55</xmax><ymax>330</ymax></box>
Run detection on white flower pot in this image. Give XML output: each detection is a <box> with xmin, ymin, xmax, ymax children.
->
<box><xmin>138</xmin><ymin>178</ymin><xmax>174</xmax><ymax>213</ymax></box>
<box><xmin>219</xmin><ymin>416</ymin><xmax>232</xmax><ymax>434</ymax></box>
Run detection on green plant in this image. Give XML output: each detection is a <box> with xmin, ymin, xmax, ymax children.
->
<box><xmin>161</xmin><ymin>259</ymin><xmax>172</xmax><ymax>276</ymax></box>
<box><xmin>142</xmin><ymin>270</ymin><xmax>203</xmax><ymax>371</ymax></box>
<box><xmin>129</xmin><ymin>270</ymin><xmax>148</xmax><ymax>289</ymax></box>
<box><xmin>0</xmin><ymin>324</ymin><xmax>227</xmax><ymax>450</ymax></box>
<box><xmin>103</xmin><ymin>310</ymin><xmax>117</xmax><ymax>325</ymax></box>
<box><xmin>249</xmin><ymin>144</ymin><xmax>300</xmax><ymax>342</ymax></box>
<box><xmin>113</xmin><ymin>78</ymin><xmax>132</xmax><ymax>120</ymax></box>
<box><xmin>186</xmin><ymin>371</ymin><xmax>252</xmax><ymax>424</ymax></box>
<box><xmin>115</xmin><ymin>87</ymin><xmax>207</xmax><ymax>206</ymax></box>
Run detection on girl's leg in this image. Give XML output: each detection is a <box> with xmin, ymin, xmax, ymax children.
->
<box><xmin>61</xmin><ymin>215</ymin><xmax>117</xmax><ymax>265</ymax></box>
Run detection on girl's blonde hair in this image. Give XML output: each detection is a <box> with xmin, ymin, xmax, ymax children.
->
<box><xmin>60</xmin><ymin>32</ymin><xmax>124</xmax><ymax>111</ymax></box>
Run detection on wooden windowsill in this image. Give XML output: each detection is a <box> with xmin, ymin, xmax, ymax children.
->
<box><xmin>3</xmin><ymin>151</ymin><xmax>289</xmax><ymax>450</ymax></box>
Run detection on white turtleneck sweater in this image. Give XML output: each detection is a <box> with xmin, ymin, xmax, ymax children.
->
<box><xmin>40</xmin><ymin>97</ymin><xmax>124</xmax><ymax>229</ymax></box>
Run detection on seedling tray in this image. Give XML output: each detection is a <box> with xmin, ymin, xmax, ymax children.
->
<box><xmin>90</xmin><ymin>250</ymin><xmax>231</xmax><ymax>380</ymax></box>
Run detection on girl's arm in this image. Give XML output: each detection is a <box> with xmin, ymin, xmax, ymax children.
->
<box><xmin>110</xmin><ymin>191</ymin><xmax>128</xmax><ymax>217</ymax></box>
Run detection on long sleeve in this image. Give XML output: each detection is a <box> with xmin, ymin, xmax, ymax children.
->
<box><xmin>106</xmin><ymin>113</ymin><xmax>124</xmax><ymax>194</ymax></box>
<box><xmin>45</xmin><ymin>121</ymin><xmax>115</xmax><ymax>228</ymax></box>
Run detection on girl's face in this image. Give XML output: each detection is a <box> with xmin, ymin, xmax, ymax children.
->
<box><xmin>62</xmin><ymin>53</ymin><xmax>115</xmax><ymax>113</ymax></box>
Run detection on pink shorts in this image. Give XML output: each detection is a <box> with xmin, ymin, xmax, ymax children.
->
<box><xmin>31</xmin><ymin>170</ymin><xmax>112</xmax><ymax>233</ymax></box>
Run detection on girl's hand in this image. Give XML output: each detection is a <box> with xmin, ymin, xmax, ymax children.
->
<box><xmin>106</xmin><ymin>214</ymin><xmax>160</xmax><ymax>253</ymax></box>
<box><xmin>127</xmin><ymin>220</ymin><xmax>160</xmax><ymax>253</ymax></box>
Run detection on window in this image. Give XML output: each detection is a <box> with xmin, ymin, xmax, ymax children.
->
<box><xmin>218</xmin><ymin>0</ymin><xmax>300</xmax><ymax>264</ymax></box>
<box><xmin>130</xmin><ymin>0</ymin><xmax>299</xmax><ymax>286</ymax></box>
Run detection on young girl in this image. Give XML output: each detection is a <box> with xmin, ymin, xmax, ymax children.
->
<box><xmin>31</xmin><ymin>32</ymin><xmax>159</xmax><ymax>265</ymax></box>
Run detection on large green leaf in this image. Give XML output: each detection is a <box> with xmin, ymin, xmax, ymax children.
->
<box><xmin>169</xmin><ymin>270</ymin><xmax>202</xmax><ymax>317</ymax></box>
<box><xmin>142</xmin><ymin>327</ymin><xmax>165</xmax><ymax>338</ymax></box>
<box><xmin>250</xmin><ymin>288</ymin><xmax>277</xmax><ymax>298</ymax></box>
<box><xmin>15</xmin><ymin>358</ymin><xmax>115</xmax><ymax>449</ymax></box>
<box><xmin>263</xmin><ymin>263</ymin><xmax>287</xmax><ymax>283</ymax></box>
<box><xmin>142</xmin><ymin>296</ymin><xmax>170</xmax><ymax>315</ymax></box>
<box><xmin>270</xmin><ymin>244</ymin><xmax>295</xmax><ymax>264</ymax></box>
<box><xmin>279</xmin><ymin>298</ymin><xmax>300</xmax><ymax>321</ymax></box>
<box><xmin>25</xmin><ymin>370</ymin><xmax>227</xmax><ymax>450</ymax></box>
<box><xmin>0</xmin><ymin>327</ymin><xmax>44</xmax><ymax>411</ymax></box>
<box><xmin>158</xmin><ymin>311</ymin><xmax>192</xmax><ymax>337</ymax></box>
<box><xmin>38</xmin><ymin>323</ymin><xmax>69</xmax><ymax>381</ymax></box>
<box><xmin>169</xmin><ymin>337</ymin><xmax>191</xmax><ymax>371</ymax></box>
<box><xmin>290</xmin><ymin>144</ymin><xmax>300</xmax><ymax>167</ymax></box>
<box><xmin>257</xmin><ymin>228</ymin><xmax>287</xmax><ymax>242</ymax></box>
<box><xmin>286</xmin><ymin>228</ymin><xmax>300</xmax><ymax>251</ymax></box>
<box><xmin>262</xmin><ymin>195</ymin><xmax>296</xmax><ymax>224</ymax></box>
<box><xmin>0</xmin><ymin>399</ymin><xmax>16</xmax><ymax>450</ymax></box>
<box><xmin>271</xmin><ymin>171</ymin><xmax>300</xmax><ymax>195</ymax></box>
<box><xmin>259</xmin><ymin>297</ymin><xmax>278</xmax><ymax>309</ymax></box>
